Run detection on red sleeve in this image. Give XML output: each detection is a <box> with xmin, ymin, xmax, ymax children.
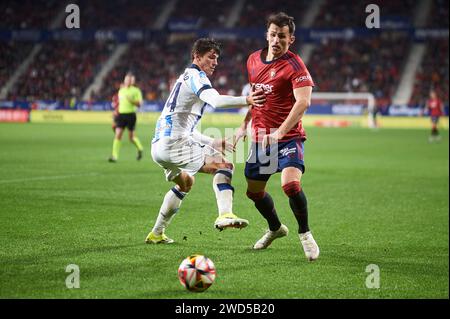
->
<box><xmin>246</xmin><ymin>55</ymin><xmax>253</xmax><ymax>84</ymax></box>
<box><xmin>291</xmin><ymin>56</ymin><xmax>314</xmax><ymax>89</ymax></box>
<box><xmin>112</xmin><ymin>94</ymin><xmax>118</xmax><ymax>110</ymax></box>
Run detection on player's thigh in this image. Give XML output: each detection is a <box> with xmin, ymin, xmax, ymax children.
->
<box><xmin>173</xmin><ymin>172</ymin><xmax>195</xmax><ymax>193</ymax></box>
<box><xmin>154</xmin><ymin>139</ymin><xmax>209</xmax><ymax>180</ymax></box>
<box><xmin>127</xmin><ymin>113</ymin><xmax>137</xmax><ymax>131</ymax></box>
<box><xmin>199</xmin><ymin>155</ymin><xmax>233</xmax><ymax>175</ymax></box>
<box><xmin>281</xmin><ymin>166</ymin><xmax>303</xmax><ymax>186</ymax></box>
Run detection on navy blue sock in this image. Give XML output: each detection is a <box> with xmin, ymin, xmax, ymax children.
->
<box><xmin>252</xmin><ymin>192</ymin><xmax>282</xmax><ymax>231</ymax></box>
<box><xmin>288</xmin><ymin>190</ymin><xmax>310</xmax><ymax>234</ymax></box>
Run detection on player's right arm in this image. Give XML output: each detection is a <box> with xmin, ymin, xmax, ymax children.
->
<box><xmin>199</xmin><ymin>88</ymin><xmax>265</xmax><ymax>109</ymax></box>
<box><xmin>187</xmin><ymin>69</ymin><xmax>265</xmax><ymax>108</ymax></box>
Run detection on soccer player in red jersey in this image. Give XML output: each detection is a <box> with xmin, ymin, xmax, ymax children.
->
<box><xmin>426</xmin><ymin>89</ymin><xmax>445</xmax><ymax>142</ymax></box>
<box><xmin>234</xmin><ymin>12</ymin><xmax>319</xmax><ymax>261</ymax></box>
<box><xmin>111</xmin><ymin>92</ymin><xmax>119</xmax><ymax>133</ymax></box>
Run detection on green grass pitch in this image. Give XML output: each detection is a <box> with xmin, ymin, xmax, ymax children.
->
<box><xmin>0</xmin><ymin>120</ymin><xmax>448</xmax><ymax>299</ymax></box>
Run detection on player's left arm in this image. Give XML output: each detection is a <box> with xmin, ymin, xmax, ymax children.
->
<box><xmin>262</xmin><ymin>86</ymin><xmax>312</xmax><ymax>149</ymax></box>
<box><xmin>192</xmin><ymin>129</ymin><xmax>235</xmax><ymax>154</ymax></box>
<box><xmin>134</xmin><ymin>89</ymin><xmax>143</xmax><ymax>107</ymax></box>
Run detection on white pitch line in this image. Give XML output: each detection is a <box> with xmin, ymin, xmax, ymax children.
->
<box><xmin>0</xmin><ymin>172</ymin><xmax>100</xmax><ymax>184</ymax></box>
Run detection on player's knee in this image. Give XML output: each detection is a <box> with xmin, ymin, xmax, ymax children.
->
<box><xmin>213</xmin><ymin>168</ymin><xmax>235</xmax><ymax>195</ymax></box>
<box><xmin>214</xmin><ymin>167</ymin><xmax>233</xmax><ymax>183</ymax></box>
<box><xmin>178</xmin><ymin>175</ymin><xmax>194</xmax><ymax>193</ymax></box>
<box><xmin>213</xmin><ymin>162</ymin><xmax>234</xmax><ymax>173</ymax></box>
<box><xmin>246</xmin><ymin>190</ymin><xmax>266</xmax><ymax>202</ymax></box>
<box><xmin>282</xmin><ymin>181</ymin><xmax>301</xmax><ymax>197</ymax></box>
<box><xmin>224</xmin><ymin>162</ymin><xmax>234</xmax><ymax>171</ymax></box>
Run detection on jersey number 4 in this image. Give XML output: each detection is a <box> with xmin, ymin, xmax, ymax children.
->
<box><xmin>166</xmin><ymin>82</ymin><xmax>182</xmax><ymax>112</ymax></box>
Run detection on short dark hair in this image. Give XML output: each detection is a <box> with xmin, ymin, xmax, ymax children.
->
<box><xmin>191</xmin><ymin>38</ymin><xmax>221</xmax><ymax>60</ymax></box>
<box><xmin>266</xmin><ymin>12</ymin><xmax>295</xmax><ymax>35</ymax></box>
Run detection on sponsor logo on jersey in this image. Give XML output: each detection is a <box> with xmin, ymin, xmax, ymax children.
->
<box><xmin>295</xmin><ymin>75</ymin><xmax>312</xmax><ymax>83</ymax></box>
<box><xmin>254</xmin><ymin>83</ymin><xmax>274</xmax><ymax>94</ymax></box>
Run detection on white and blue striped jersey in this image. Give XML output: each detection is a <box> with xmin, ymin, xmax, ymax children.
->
<box><xmin>152</xmin><ymin>64</ymin><xmax>213</xmax><ymax>143</ymax></box>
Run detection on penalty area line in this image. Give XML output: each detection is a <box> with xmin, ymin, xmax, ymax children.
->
<box><xmin>0</xmin><ymin>172</ymin><xmax>100</xmax><ymax>184</ymax></box>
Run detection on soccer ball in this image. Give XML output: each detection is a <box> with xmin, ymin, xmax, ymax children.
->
<box><xmin>178</xmin><ymin>254</ymin><xmax>216</xmax><ymax>292</ymax></box>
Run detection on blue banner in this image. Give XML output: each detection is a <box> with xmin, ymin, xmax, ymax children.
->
<box><xmin>1</xmin><ymin>28</ymin><xmax>448</xmax><ymax>43</ymax></box>
<box><xmin>2</xmin><ymin>100</ymin><xmax>447</xmax><ymax>116</ymax></box>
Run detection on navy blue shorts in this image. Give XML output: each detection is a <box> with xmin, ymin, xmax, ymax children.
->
<box><xmin>245</xmin><ymin>138</ymin><xmax>305</xmax><ymax>182</ymax></box>
<box><xmin>431</xmin><ymin>116</ymin><xmax>440</xmax><ymax>124</ymax></box>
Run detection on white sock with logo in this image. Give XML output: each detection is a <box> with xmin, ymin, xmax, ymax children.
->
<box><xmin>152</xmin><ymin>187</ymin><xmax>186</xmax><ymax>235</ymax></box>
<box><xmin>213</xmin><ymin>169</ymin><xmax>234</xmax><ymax>216</ymax></box>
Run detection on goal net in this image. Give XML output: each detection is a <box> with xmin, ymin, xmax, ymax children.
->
<box><xmin>310</xmin><ymin>92</ymin><xmax>377</xmax><ymax>128</ymax></box>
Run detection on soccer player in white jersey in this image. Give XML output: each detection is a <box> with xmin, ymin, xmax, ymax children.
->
<box><xmin>145</xmin><ymin>38</ymin><xmax>266</xmax><ymax>244</ymax></box>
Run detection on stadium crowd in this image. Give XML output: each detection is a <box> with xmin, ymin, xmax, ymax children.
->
<box><xmin>236</xmin><ymin>0</ymin><xmax>308</xmax><ymax>28</ymax></box>
<box><xmin>313</xmin><ymin>0</ymin><xmax>418</xmax><ymax>28</ymax></box>
<box><xmin>1</xmin><ymin>0</ymin><xmax>448</xmax><ymax>109</ymax></box>
<box><xmin>7</xmin><ymin>41</ymin><xmax>116</xmax><ymax>104</ymax></box>
<box><xmin>409</xmin><ymin>39</ymin><xmax>449</xmax><ymax>107</ymax></box>
<box><xmin>309</xmin><ymin>32</ymin><xmax>411</xmax><ymax>109</ymax></box>
<box><xmin>0</xmin><ymin>0</ymin><xmax>61</xmax><ymax>29</ymax></box>
<box><xmin>69</xmin><ymin>0</ymin><xmax>164</xmax><ymax>29</ymax></box>
<box><xmin>168</xmin><ymin>0</ymin><xmax>234</xmax><ymax>29</ymax></box>
<box><xmin>0</xmin><ymin>42</ymin><xmax>34</xmax><ymax>88</ymax></box>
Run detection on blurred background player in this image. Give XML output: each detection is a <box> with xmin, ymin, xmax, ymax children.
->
<box><xmin>108</xmin><ymin>73</ymin><xmax>144</xmax><ymax>162</ymax></box>
<box><xmin>111</xmin><ymin>83</ymin><xmax>124</xmax><ymax>133</ymax></box>
<box><xmin>425</xmin><ymin>89</ymin><xmax>445</xmax><ymax>142</ymax></box>
<box><xmin>145</xmin><ymin>38</ymin><xmax>265</xmax><ymax>244</ymax></box>
<box><xmin>111</xmin><ymin>90</ymin><xmax>119</xmax><ymax>133</ymax></box>
<box><xmin>235</xmin><ymin>12</ymin><xmax>319</xmax><ymax>261</ymax></box>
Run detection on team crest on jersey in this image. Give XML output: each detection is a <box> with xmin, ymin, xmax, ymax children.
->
<box><xmin>270</xmin><ymin>68</ymin><xmax>276</xmax><ymax>78</ymax></box>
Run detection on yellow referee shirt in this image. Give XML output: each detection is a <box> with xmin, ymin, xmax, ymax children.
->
<box><xmin>118</xmin><ymin>85</ymin><xmax>143</xmax><ymax>114</ymax></box>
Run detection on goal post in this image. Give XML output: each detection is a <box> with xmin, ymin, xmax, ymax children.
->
<box><xmin>310</xmin><ymin>92</ymin><xmax>377</xmax><ymax>128</ymax></box>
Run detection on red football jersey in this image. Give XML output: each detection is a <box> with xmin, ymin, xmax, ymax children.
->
<box><xmin>112</xmin><ymin>93</ymin><xmax>119</xmax><ymax>111</ymax></box>
<box><xmin>428</xmin><ymin>98</ymin><xmax>443</xmax><ymax>117</ymax></box>
<box><xmin>247</xmin><ymin>48</ymin><xmax>314</xmax><ymax>142</ymax></box>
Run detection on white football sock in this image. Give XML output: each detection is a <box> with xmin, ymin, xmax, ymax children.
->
<box><xmin>213</xmin><ymin>169</ymin><xmax>234</xmax><ymax>216</ymax></box>
<box><xmin>152</xmin><ymin>187</ymin><xmax>185</xmax><ymax>235</ymax></box>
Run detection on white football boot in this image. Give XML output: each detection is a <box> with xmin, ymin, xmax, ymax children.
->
<box><xmin>214</xmin><ymin>213</ymin><xmax>249</xmax><ymax>230</ymax></box>
<box><xmin>299</xmin><ymin>231</ymin><xmax>320</xmax><ymax>261</ymax></box>
<box><xmin>253</xmin><ymin>224</ymin><xmax>289</xmax><ymax>250</ymax></box>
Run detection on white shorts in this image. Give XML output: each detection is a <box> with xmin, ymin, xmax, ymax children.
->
<box><xmin>151</xmin><ymin>136</ymin><xmax>220</xmax><ymax>181</ymax></box>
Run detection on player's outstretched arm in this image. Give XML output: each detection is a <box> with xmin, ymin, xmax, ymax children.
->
<box><xmin>192</xmin><ymin>130</ymin><xmax>235</xmax><ymax>154</ymax></box>
<box><xmin>199</xmin><ymin>88</ymin><xmax>265</xmax><ymax>109</ymax></box>
<box><xmin>262</xmin><ymin>86</ymin><xmax>312</xmax><ymax>149</ymax></box>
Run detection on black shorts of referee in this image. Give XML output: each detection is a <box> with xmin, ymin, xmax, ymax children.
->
<box><xmin>116</xmin><ymin>113</ymin><xmax>137</xmax><ymax>131</ymax></box>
